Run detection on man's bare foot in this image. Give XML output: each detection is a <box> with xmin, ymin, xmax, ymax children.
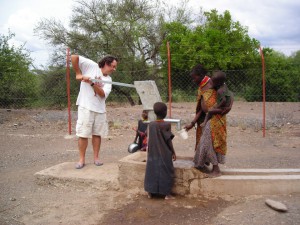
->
<box><xmin>165</xmin><ymin>195</ymin><xmax>175</xmax><ymax>200</ymax></box>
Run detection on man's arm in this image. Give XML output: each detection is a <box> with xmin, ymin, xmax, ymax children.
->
<box><xmin>71</xmin><ymin>55</ymin><xmax>90</xmax><ymax>82</ymax></box>
<box><xmin>71</xmin><ymin>54</ymin><xmax>105</xmax><ymax>97</ymax></box>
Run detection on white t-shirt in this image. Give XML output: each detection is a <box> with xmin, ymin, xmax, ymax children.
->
<box><xmin>76</xmin><ymin>56</ymin><xmax>112</xmax><ymax>113</ymax></box>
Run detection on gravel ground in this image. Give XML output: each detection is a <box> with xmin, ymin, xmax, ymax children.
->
<box><xmin>0</xmin><ymin>101</ymin><xmax>299</xmax><ymax>225</ymax></box>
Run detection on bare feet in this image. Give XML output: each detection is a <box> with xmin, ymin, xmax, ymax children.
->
<box><xmin>147</xmin><ymin>192</ymin><xmax>152</xmax><ymax>199</ymax></box>
<box><xmin>208</xmin><ymin>171</ymin><xmax>222</xmax><ymax>178</ymax></box>
<box><xmin>165</xmin><ymin>195</ymin><xmax>175</xmax><ymax>200</ymax></box>
<box><xmin>209</xmin><ymin>165</ymin><xmax>221</xmax><ymax>177</ymax></box>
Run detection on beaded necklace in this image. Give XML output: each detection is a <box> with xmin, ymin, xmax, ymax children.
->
<box><xmin>199</xmin><ymin>76</ymin><xmax>210</xmax><ymax>88</ymax></box>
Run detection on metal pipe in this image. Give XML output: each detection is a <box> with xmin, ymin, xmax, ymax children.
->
<box><xmin>143</xmin><ymin>118</ymin><xmax>181</xmax><ymax>130</ymax></box>
<box><xmin>164</xmin><ymin>118</ymin><xmax>181</xmax><ymax>130</ymax></box>
<box><xmin>90</xmin><ymin>79</ymin><xmax>135</xmax><ymax>88</ymax></box>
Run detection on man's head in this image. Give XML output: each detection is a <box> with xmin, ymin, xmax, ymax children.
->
<box><xmin>98</xmin><ymin>55</ymin><xmax>118</xmax><ymax>75</ymax></box>
<box><xmin>211</xmin><ymin>70</ymin><xmax>226</xmax><ymax>88</ymax></box>
<box><xmin>190</xmin><ymin>64</ymin><xmax>208</xmax><ymax>85</ymax></box>
<box><xmin>153</xmin><ymin>102</ymin><xmax>167</xmax><ymax>119</ymax></box>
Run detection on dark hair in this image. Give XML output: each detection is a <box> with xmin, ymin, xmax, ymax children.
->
<box><xmin>153</xmin><ymin>102</ymin><xmax>167</xmax><ymax>119</ymax></box>
<box><xmin>212</xmin><ymin>70</ymin><xmax>226</xmax><ymax>87</ymax></box>
<box><xmin>190</xmin><ymin>64</ymin><xmax>208</xmax><ymax>78</ymax></box>
<box><xmin>98</xmin><ymin>55</ymin><xmax>118</xmax><ymax>68</ymax></box>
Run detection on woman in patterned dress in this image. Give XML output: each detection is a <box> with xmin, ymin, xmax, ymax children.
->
<box><xmin>185</xmin><ymin>64</ymin><xmax>232</xmax><ymax>177</ymax></box>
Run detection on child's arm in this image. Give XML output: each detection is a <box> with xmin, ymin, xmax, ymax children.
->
<box><xmin>167</xmin><ymin>139</ymin><xmax>176</xmax><ymax>161</ymax></box>
<box><xmin>133</xmin><ymin>129</ymin><xmax>138</xmax><ymax>143</ymax></box>
<box><xmin>215</xmin><ymin>88</ymin><xmax>228</xmax><ymax>109</ymax></box>
<box><xmin>200</xmin><ymin>93</ymin><xmax>227</xmax><ymax>127</ymax></box>
<box><xmin>200</xmin><ymin>107</ymin><xmax>225</xmax><ymax>127</ymax></box>
<box><xmin>221</xmin><ymin>92</ymin><xmax>234</xmax><ymax>115</ymax></box>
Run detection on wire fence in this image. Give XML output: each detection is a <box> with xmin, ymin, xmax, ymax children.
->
<box><xmin>0</xmin><ymin>57</ymin><xmax>299</xmax><ymax>109</ymax></box>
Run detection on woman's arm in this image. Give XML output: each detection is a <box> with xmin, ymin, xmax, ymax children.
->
<box><xmin>185</xmin><ymin>110</ymin><xmax>202</xmax><ymax>131</ymax></box>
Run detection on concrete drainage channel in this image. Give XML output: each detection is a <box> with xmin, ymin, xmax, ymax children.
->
<box><xmin>35</xmin><ymin>152</ymin><xmax>300</xmax><ymax>197</ymax></box>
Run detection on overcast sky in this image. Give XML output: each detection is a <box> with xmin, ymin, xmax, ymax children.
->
<box><xmin>1</xmin><ymin>0</ymin><xmax>300</xmax><ymax>68</ymax></box>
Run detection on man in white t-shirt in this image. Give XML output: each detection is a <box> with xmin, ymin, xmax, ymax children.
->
<box><xmin>71</xmin><ymin>55</ymin><xmax>118</xmax><ymax>169</ymax></box>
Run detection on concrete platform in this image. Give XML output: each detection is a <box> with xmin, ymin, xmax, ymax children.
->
<box><xmin>34</xmin><ymin>162</ymin><xmax>120</xmax><ymax>191</ymax></box>
<box><xmin>35</xmin><ymin>152</ymin><xmax>300</xmax><ymax>196</ymax></box>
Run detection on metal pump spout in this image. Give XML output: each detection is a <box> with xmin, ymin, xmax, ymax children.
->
<box><xmin>163</xmin><ymin>118</ymin><xmax>182</xmax><ymax>130</ymax></box>
<box><xmin>143</xmin><ymin>118</ymin><xmax>182</xmax><ymax>131</ymax></box>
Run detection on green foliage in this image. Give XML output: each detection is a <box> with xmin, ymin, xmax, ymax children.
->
<box><xmin>0</xmin><ymin>32</ymin><xmax>38</xmax><ymax>108</ymax></box>
<box><xmin>263</xmin><ymin>50</ymin><xmax>299</xmax><ymax>101</ymax></box>
<box><xmin>32</xmin><ymin>66</ymin><xmax>79</xmax><ymax>109</ymax></box>
<box><xmin>159</xmin><ymin>9</ymin><xmax>263</xmax><ymax>100</ymax></box>
<box><xmin>160</xmin><ymin>10</ymin><xmax>261</xmax><ymax>72</ymax></box>
<box><xmin>32</xmin><ymin>2</ymin><xmax>299</xmax><ymax>104</ymax></box>
<box><xmin>35</xmin><ymin>0</ymin><xmax>170</xmax><ymax>75</ymax></box>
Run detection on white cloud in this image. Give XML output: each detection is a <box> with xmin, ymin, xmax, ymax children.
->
<box><xmin>1</xmin><ymin>0</ymin><xmax>300</xmax><ymax>68</ymax></box>
<box><xmin>1</xmin><ymin>0</ymin><xmax>73</xmax><ymax>67</ymax></box>
<box><xmin>187</xmin><ymin>0</ymin><xmax>300</xmax><ymax>54</ymax></box>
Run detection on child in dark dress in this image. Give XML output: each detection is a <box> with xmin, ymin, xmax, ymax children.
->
<box><xmin>144</xmin><ymin>102</ymin><xmax>176</xmax><ymax>200</ymax></box>
<box><xmin>133</xmin><ymin>110</ymin><xmax>148</xmax><ymax>151</ymax></box>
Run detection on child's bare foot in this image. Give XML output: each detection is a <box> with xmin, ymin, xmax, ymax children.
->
<box><xmin>147</xmin><ymin>192</ymin><xmax>152</xmax><ymax>199</ymax></box>
<box><xmin>165</xmin><ymin>195</ymin><xmax>175</xmax><ymax>200</ymax></box>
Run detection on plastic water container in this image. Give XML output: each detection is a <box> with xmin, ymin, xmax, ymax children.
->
<box><xmin>178</xmin><ymin>129</ymin><xmax>188</xmax><ymax>140</ymax></box>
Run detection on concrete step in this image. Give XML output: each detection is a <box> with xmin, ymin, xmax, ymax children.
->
<box><xmin>221</xmin><ymin>168</ymin><xmax>300</xmax><ymax>175</ymax></box>
<box><xmin>34</xmin><ymin>157</ymin><xmax>300</xmax><ymax>197</ymax></box>
<box><xmin>199</xmin><ymin>174</ymin><xmax>300</xmax><ymax>196</ymax></box>
<box><xmin>34</xmin><ymin>162</ymin><xmax>120</xmax><ymax>191</ymax></box>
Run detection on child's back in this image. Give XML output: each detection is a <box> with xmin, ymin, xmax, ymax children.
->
<box><xmin>216</xmin><ymin>83</ymin><xmax>232</xmax><ymax>108</ymax></box>
<box><xmin>144</xmin><ymin>102</ymin><xmax>176</xmax><ymax>200</ymax></box>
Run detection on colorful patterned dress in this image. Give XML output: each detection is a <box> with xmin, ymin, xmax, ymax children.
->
<box><xmin>194</xmin><ymin>88</ymin><xmax>227</xmax><ymax>167</ymax></box>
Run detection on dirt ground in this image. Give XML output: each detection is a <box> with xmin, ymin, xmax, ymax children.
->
<box><xmin>0</xmin><ymin>101</ymin><xmax>299</xmax><ymax>225</ymax></box>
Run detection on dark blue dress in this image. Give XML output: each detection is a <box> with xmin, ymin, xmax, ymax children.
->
<box><xmin>144</xmin><ymin>121</ymin><xmax>175</xmax><ymax>195</ymax></box>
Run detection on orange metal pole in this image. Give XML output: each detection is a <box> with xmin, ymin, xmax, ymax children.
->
<box><xmin>66</xmin><ymin>48</ymin><xmax>72</xmax><ymax>135</ymax></box>
<box><xmin>260</xmin><ymin>47</ymin><xmax>266</xmax><ymax>137</ymax></box>
<box><xmin>167</xmin><ymin>41</ymin><xmax>172</xmax><ymax>118</ymax></box>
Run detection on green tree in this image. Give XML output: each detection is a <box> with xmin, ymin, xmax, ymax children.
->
<box><xmin>0</xmin><ymin>32</ymin><xmax>38</xmax><ymax>108</ymax></box>
<box><xmin>33</xmin><ymin>66</ymin><xmax>79</xmax><ymax>109</ymax></box>
<box><xmin>35</xmin><ymin>0</ymin><xmax>190</xmax><ymax>75</ymax></box>
<box><xmin>159</xmin><ymin>9</ymin><xmax>261</xmax><ymax>100</ymax></box>
<box><xmin>264</xmin><ymin>49</ymin><xmax>299</xmax><ymax>101</ymax></box>
<box><xmin>289</xmin><ymin>50</ymin><xmax>300</xmax><ymax>101</ymax></box>
<box><xmin>34</xmin><ymin>0</ymin><xmax>192</xmax><ymax>104</ymax></box>
<box><xmin>160</xmin><ymin>10</ymin><xmax>260</xmax><ymax>71</ymax></box>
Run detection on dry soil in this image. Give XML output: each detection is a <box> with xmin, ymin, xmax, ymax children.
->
<box><xmin>0</xmin><ymin>101</ymin><xmax>299</xmax><ymax>225</ymax></box>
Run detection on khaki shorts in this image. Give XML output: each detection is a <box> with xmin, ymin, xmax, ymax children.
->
<box><xmin>76</xmin><ymin>106</ymin><xmax>108</xmax><ymax>138</ymax></box>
